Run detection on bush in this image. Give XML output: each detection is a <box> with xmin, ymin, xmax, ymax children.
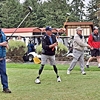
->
<box><xmin>6</xmin><ymin>40</ymin><xmax>27</xmax><ymax>62</ymax></box>
<box><xmin>56</xmin><ymin>43</ymin><xmax>68</xmax><ymax>56</ymax></box>
<box><xmin>35</xmin><ymin>44</ymin><xmax>42</xmax><ymax>54</ymax></box>
<box><xmin>35</xmin><ymin>43</ymin><xmax>68</xmax><ymax>57</ymax></box>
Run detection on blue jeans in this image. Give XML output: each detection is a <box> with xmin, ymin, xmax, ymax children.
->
<box><xmin>0</xmin><ymin>59</ymin><xmax>8</xmax><ymax>89</ymax></box>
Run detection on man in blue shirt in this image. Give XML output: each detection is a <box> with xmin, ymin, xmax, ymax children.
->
<box><xmin>27</xmin><ymin>40</ymin><xmax>35</xmax><ymax>53</ymax></box>
<box><xmin>0</xmin><ymin>29</ymin><xmax>11</xmax><ymax>93</ymax></box>
<box><xmin>35</xmin><ymin>26</ymin><xmax>61</xmax><ymax>84</ymax></box>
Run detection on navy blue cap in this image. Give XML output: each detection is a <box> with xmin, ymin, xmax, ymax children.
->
<box><xmin>45</xmin><ymin>26</ymin><xmax>52</xmax><ymax>31</ymax></box>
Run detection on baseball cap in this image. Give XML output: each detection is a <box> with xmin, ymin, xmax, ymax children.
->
<box><xmin>45</xmin><ymin>26</ymin><xmax>52</xmax><ymax>31</ymax></box>
<box><xmin>93</xmin><ymin>26</ymin><xmax>98</xmax><ymax>30</ymax></box>
<box><xmin>76</xmin><ymin>27</ymin><xmax>82</xmax><ymax>31</ymax></box>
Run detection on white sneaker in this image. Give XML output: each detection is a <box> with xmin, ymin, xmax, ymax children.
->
<box><xmin>35</xmin><ymin>78</ymin><xmax>41</xmax><ymax>84</ymax></box>
<box><xmin>67</xmin><ymin>70</ymin><xmax>70</xmax><ymax>74</ymax></box>
<box><xmin>57</xmin><ymin>76</ymin><xmax>61</xmax><ymax>82</ymax></box>
<box><xmin>98</xmin><ymin>63</ymin><xmax>100</xmax><ymax>68</ymax></box>
<box><xmin>82</xmin><ymin>71</ymin><xmax>86</xmax><ymax>75</ymax></box>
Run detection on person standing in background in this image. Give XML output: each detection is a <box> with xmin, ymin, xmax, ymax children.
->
<box><xmin>67</xmin><ymin>27</ymin><xmax>91</xmax><ymax>75</ymax></box>
<box><xmin>56</xmin><ymin>34</ymin><xmax>63</xmax><ymax>44</ymax></box>
<box><xmin>86</xmin><ymin>26</ymin><xmax>100</xmax><ymax>68</ymax></box>
<box><xmin>27</xmin><ymin>40</ymin><xmax>35</xmax><ymax>53</ymax></box>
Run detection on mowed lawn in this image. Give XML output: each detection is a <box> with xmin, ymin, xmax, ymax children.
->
<box><xmin>0</xmin><ymin>63</ymin><xmax>100</xmax><ymax>100</ymax></box>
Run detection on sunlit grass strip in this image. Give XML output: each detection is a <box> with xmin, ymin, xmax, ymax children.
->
<box><xmin>7</xmin><ymin>63</ymin><xmax>100</xmax><ymax>71</ymax></box>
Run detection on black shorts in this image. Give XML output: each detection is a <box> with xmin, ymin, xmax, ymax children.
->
<box><xmin>90</xmin><ymin>49</ymin><xmax>100</xmax><ymax>57</ymax></box>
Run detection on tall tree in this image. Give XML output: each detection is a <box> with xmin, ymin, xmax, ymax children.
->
<box><xmin>96</xmin><ymin>1</ymin><xmax>100</xmax><ymax>27</ymax></box>
<box><xmin>0</xmin><ymin>0</ymin><xmax>7</xmax><ymax>27</ymax></box>
<box><xmin>70</xmin><ymin>0</ymin><xmax>85</xmax><ymax>22</ymax></box>
<box><xmin>86</xmin><ymin>0</ymin><xmax>99</xmax><ymax>26</ymax></box>
<box><xmin>1</xmin><ymin>0</ymin><xmax>23</xmax><ymax>28</ymax></box>
<box><xmin>39</xmin><ymin>0</ymin><xmax>71</xmax><ymax>28</ymax></box>
<box><xmin>22</xmin><ymin>0</ymin><xmax>40</xmax><ymax>27</ymax></box>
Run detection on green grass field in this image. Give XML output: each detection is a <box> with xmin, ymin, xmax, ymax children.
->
<box><xmin>0</xmin><ymin>63</ymin><xmax>100</xmax><ymax>100</ymax></box>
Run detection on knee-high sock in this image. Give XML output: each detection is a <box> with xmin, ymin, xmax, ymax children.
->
<box><xmin>37</xmin><ymin>64</ymin><xmax>44</xmax><ymax>78</ymax></box>
<box><xmin>53</xmin><ymin>65</ymin><xmax>59</xmax><ymax>78</ymax></box>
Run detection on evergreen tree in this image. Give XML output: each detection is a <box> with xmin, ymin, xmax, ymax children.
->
<box><xmin>86</xmin><ymin>0</ymin><xmax>99</xmax><ymax>26</ymax></box>
<box><xmin>0</xmin><ymin>0</ymin><xmax>7</xmax><ymax>27</ymax></box>
<box><xmin>1</xmin><ymin>0</ymin><xmax>98</xmax><ymax>28</ymax></box>
<box><xmin>1</xmin><ymin>0</ymin><xmax>23</xmax><ymax>28</ymax></box>
<box><xmin>70</xmin><ymin>0</ymin><xmax>85</xmax><ymax>22</ymax></box>
<box><xmin>95</xmin><ymin>0</ymin><xmax>100</xmax><ymax>26</ymax></box>
<box><xmin>39</xmin><ymin>0</ymin><xmax>71</xmax><ymax>28</ymax></box>
<box><xmin>22</xmin><ymin>0</ymin><xmax>39</xmax><ymax>27</ymax></box>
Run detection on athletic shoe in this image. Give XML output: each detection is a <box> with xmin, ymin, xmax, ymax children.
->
<box><xmin>98</xmin><ymin>64</ymin><xmax>100</xmax><ymax>68</ymax></box>
<box><xmin>35</xmin><ymin>78</ymin><xmax>41</xmax><ymax>84</ymax></box>
<box><xmin>82</xmin><ymin>71</ymin><xmax>86</xmax><ymax>75</ymax></box>
<box><xmin>2</xmin><ymin>88</ymin><xmax>11</xmax><ymax>93</ymax></box>
<box><xmin>57</xmin><ymin>76</ymin><xmax>61</xmax><ymax>82</ymax></box>
<box><xmin>67</xmin><ymin>70</ymin><xmax>70</xmax><ymax>74</ymax></box>
<box><xmin>86</xmin><ymin>64</ymin><xmax>89</xmax><ymax>68</ymax></box>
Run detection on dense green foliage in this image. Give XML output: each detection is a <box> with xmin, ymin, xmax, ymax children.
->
<box><xmin>70</xmin><ymin>0</ymin><xmax>85</xmax><ymax>21</ymax></box>
<box><xmin>35</xmin><ymin>43</ymin><xmax>68</xmax><ymax>56</ymax></box>
<box><xmin>36</xmin><ymin>43</ymin><xmax>42</xmax><ymax>54</ymax></box>
<box><xmin>6</xmin><ymin>40</ymin><xmax>27</xmax><ymax>62</ymax></box>
<box><xmin>85</xmin><ymin>0</ymin><xmax>100</xmax><ymax>28</ymax></box>
<box><xmin>56</xmin><ymin>43</ymin><xmax>68</xmax><ymax>55</ymax></box>
<box><xmin>0</xmin><ymin>0</ymin><xmax>100</xmax><ymax>28</ymax></box>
